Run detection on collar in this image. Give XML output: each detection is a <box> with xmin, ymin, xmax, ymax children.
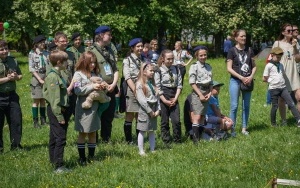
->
<box><xmin>197</xmin><ymin>61</ymin><xmax>206</xmax><ymax>68</ymax></box>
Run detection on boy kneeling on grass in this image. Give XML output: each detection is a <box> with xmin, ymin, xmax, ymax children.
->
<box><xmin>43</xmin><ymin>50</ymin><xmax>72</xmax><ymax>173</ymax></box>
<box><xmin>263</xmin><ymin>47</ymin><xmax>300</xmax><ymax>127</ymax></box>
<box><xmin>204</xmin><ymin>81</ymin><xmax>233</xmax><ymax>140</ymax></box>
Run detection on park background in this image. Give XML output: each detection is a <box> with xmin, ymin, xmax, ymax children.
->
<box><xmin>1</xmin><ymin>0</ymin><xmax>300</xmax><ymax>187</ymax></box>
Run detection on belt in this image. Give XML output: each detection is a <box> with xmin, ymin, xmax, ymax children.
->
<box><xmin>37</xmin><ymin>70</ymin><xmax>46</xmax><ymax>74</ymax></box>
<box><xmin>0</xmin><ymin>90</ymin><xmax>16</xmax><ymax>96</ymax></box>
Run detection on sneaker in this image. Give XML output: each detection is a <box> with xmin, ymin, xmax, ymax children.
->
<box><xmin>139</xmin><ymin>151</ymin><xmax>147</xmax><ymax>156</ymax></box>
<box><xmin>242</xmin><ymin>131</ymin><xmax>249</xmax><ymax>136</ymax></box>
<box><xmin>150</xmin><ymin>150</ymin><xmax>156</xmax><ymax>154</ymax></box>
<box><xmin>87</xmin><ymin>156</ymin><xmax>95</xmax><ymax>163</ymax></box>
<box><xmin>78</xmin><ymin>158</ymin><xmax>87</xmax><ymax>166</ymax></box>
<box><xmin>297</xmin><ymin>120</ymin><xmax>300</xmax><ymax>128</ymax></box>
<box><xmin>54</xmin><ymin>166</ymin><xmax>71</xmax><ymax>174</ymax></box>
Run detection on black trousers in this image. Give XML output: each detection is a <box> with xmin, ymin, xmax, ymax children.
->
<box><xmin>100</xmin><ymin>91</ymin><xmax>116</xmax><ymax>142</ymax></box>
<box><xmin>183</xmin><ymin>94</ymin><xmax>192</xmax><ymax>135</ymax></box>
<box><xmin>160</xmin><ymin>87</ymin><xmax>181</xmax><ymax>143</ymax></box>
<box><xmin>0</xmin><ymin>92</ymin><xmax>22</xmax><ymax>150</ymax></box>
<box><xmin>47</xmin><ymin>105</ymin><xmax>71</xmax><ymax>168</ymax></box>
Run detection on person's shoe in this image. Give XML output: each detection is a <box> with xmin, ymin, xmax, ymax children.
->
<box><xmin>11</xmin><ymin>144</ymin><xmax>23</xmax><ymax>151</ymax></box>
<box><xmin>40</xmin><ymin>116</ymin><xmax>47</xmax><ymax>126</ymax></box>
<box><xmin>33</xmin><ymin>118</ymin><xmax>41</xmax><ymax>128</ymax></box>
<box><xmin>281</xmin><ymin>120</ymin><xmax>287</xmax><ymax>126</ymax></box>
<box><xmin>87</xmin><ymin>156</ymin><xmax>95</xmax><ymax>163</ymax></box>
<box><xmin>139</xmin><ymin>151</ymin><xmax>147</xmax><ymax>156</ymax></box>
<box><xmin>241</xmin><ymin>131</ymin><xmax>249</xmax><ymax>136</ymax></box>
<box><xmin>78</xmin><ymin>158</ymin><xmax>87</xmax><ymax>166</ymax></box>
<box><xmin>54</xmin><ymin>166</ymin><xmax>71</xmax><ymax>174</ymax></box>
<box><xmin>297</xmin><ymin>120</ymin><xmax>300</xmax><ymax>128</ymax></box>
<box><xmin>114</xmin><ymin>112</ymin><xmax>123</xmax><ymax>118</ymax></box>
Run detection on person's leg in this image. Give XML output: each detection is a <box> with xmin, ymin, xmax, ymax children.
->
<box><xmin>170</xmin><ymin>103</ymin><xmax>181</xmax><ymax>143</ymax></box>
<box><xmin>137</xmin><ymin>131</ymin><xmax>145</xmax><ymax>155</ymax></box>
<box><xmin>241</xmin><ymin>91</ymin><xmax>252</xmax><ymax>133</ymax></box>
<box><xmin>87</xmin><ymin>131</ymin><xmax>96</xmax><ymax>161</ymax></box>
<box><xmin>269</xmin><ymin>89</ymin><xmax>280</xmax><ymax>126</ymax></box>
<box><xmin>124</xmin><ymin>112</ymin><xmax>134</xmax><ymax>143</ymax></box>
<box><xmin>281</xmin><ymin>89</ymin><xmax>300</xmax><ymax>122</ymax></box>
<box><xmin>101</xmin><ymin>92</ymin><xmax>115</xmax><ymax>142</ymax></box>
<box><xmin>149</xmin><ymin>131</ymin><xmax>155</xmax><ymax>152</ymax></box>
<box><xmin>191</xmin><ymin>112</ymin><xmax>201</xmax><ymax>143</ymax></box>
<box><xmin>32</xmin><ymin>99</ymin><xmax>40</xmax><ymax>128</ymax></box>
<box><xmin>160</xmin><ymin>101</ymin><xmax>171</xmax><ymax>144</ymax></box>
<box><xmin>77</xmin><ymin>132</ymin><xmax>87</xmax><ymax>165</ymax></box>
<box><xmin>229</xmin><ymin>78</ymin><xmax>240</xmax><ymax>134</ymax></box>
<box><xmin>294</xmin><ymin>89</ymin><xmax>300</xmax><ymax>112</ymax></box>
<box><xmin>183</xmin><ymin>94</ymin><xmax>192</xmax><ymax>137</ymax></box>
<box><xmin>0</xmin><ymin>104</ymin><xmax>8</xmax><ymax>153</ymax></box>
<box><xmin>278</xmin><ymin>97</ymin><xmax>287</xmax><ymax>125</ymax></box>
<box><xmin>40</xmin><ymin>98</ymin><xmax>47</xmax><ymax>125</ymax></box>
<box><xmin>9</xmin><ymin>93</ymin><xmax>22</xmax><ymax>149</ymax></box>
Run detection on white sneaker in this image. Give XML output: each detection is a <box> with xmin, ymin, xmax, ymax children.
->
<box><xmin>241</xmin><ymin>131</ymin><xmax>249</xmax><ymax>136</ymax></box>
<box><xmin>54</xmin><ymin>166</ymin><xmax>71</xmax><ymax>174</ymax></box>
<box><xmin>139</xmin><ymin>151</ymin><xmax>147</xmax><ymax>156</ymax></box>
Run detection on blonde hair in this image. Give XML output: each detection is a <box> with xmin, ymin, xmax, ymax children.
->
<box><xmin>136</xmin><ymin>63</ymin><xmax>155</xmax><ymax>95</ymax></box>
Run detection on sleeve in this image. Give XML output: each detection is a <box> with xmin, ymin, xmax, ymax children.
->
<box><xmin>28</xmin><ymin>52</ymin><xmax>35</xmax><ymax>72</ymax></box>
<box><xmin>188</xmin><ymin>64</ymin><xmax>197</xmax><ymax>85</ymax></box>
<box><xmin>136</xmin><ymin>82</ymin><xmax>152</xmax><ymax>113</ymax></box>
<box><xmin>73</xmin><ymin>72</ymin><xmax>94</xmax><ymax>96</ymax></box>
<box><xmin>227</xmin><ymin>47</ymin><xmax>234</xmax><ymax>61</ymax></box>
<box><xmin>44</xmin><ymin>75</ymin><xmax>64</xmax><ymax>122</ymax></box>
<box><xmin>123</xmin><ymin>58</ymin><xmax>131</xmax><ymax>80</ymax></box>
<box><xmin>154</xmin><ymin>70</ymin><xmax>163</xmax><ymax>95</ymax></box>
<box><xmin>184</xmin><ymin>50</ymin><xmax>193</xmax><ymax>59</ymax></box>
<box><xmin>263</xmin><ymin>64</ymin><xmax>270</xmax><ymax>77</ymax></box>
<box><xmin>176</xmin><ymin>67</ymin><xmax>183</xmax><ymax>89</ymax></box>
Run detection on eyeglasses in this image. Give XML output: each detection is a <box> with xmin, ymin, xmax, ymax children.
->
<box><xmin>286</xmin><ymin>30</ymin><xmax>293</xmax><ymax>33</ymax></box>
<box><xmin>58</xmin><ymin>40</ymin><xmax>68</xmax><ymax>44</ymax></box>
<box><xmin>293</xmin><ymin>29</ymin><xmax>299</xmax><ymax>32</ymax></box>
<box><xmin>0</xmin><ymin>47</ymin><xmax>8</xmax><ymax>51</ymax></box>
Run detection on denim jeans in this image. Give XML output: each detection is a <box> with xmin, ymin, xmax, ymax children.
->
<box><xmin>229</xmin><ymin>78</ymin><xmax>252</xmax><ymax>129</ymax></box>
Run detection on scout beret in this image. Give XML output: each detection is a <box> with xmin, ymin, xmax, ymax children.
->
<box><xmin>212</xmin><ymin>81</ymin><xmax>224</xmax><ymax>88</ymax></box>
<box><xmin>33</xmin><ymin>35</ymin><xmax>46</xmax><ymax>44</ymax></box>
<box><xmin>71</xmin><ymin>32</ymin><xmax>80</xmax><ymax>41</ymax></box>
<box><xmin>95</xmin><ymin>26</ymin><xmax>111</xmax><ymax>35</ymax></box>
<box><xmin>128</xmin><ymin>38</ymin><xmax>143</xmax><ymax>47</ymax></box>
<box><xmin>270</xmin><ymin>47</ymin><xmax>283</xmax><ymax>55</ymax></box>
<box><xmin>48</xmin><ymin>42</ymin><xmax>57</xmax><ymax>51</ymax></box>
<box><xmin>193</xmin><ymin>45</ymin><xmax>208</xmax><ymax>52</ymax></box>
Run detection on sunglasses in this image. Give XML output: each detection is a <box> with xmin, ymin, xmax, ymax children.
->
<box><xmin>286</xmin><ymin>29</ymin><xmax>293</xmax><ymax>33</ymax></box>
<box><xmin>293</xmin><ymin>29</ymin><xmax>299</xmax><ymax>32</ymax></box>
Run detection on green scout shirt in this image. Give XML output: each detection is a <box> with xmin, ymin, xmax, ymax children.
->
<box><xmin>0</xmin><ymin>56</ymin><xmax>22</xmax><ymax>92</ymax></box>
<box><xmin>67</xmin><ymin>45</ymin><xmax>85</xmax><ymax>63</ymax></box>
<box><xmin>43</xmin><ymin>68</ymin><xmax>69</xmax><ymax>122</ymax></box>
<box><xmin>88</xmin><ymin>43</ymin><xmax>118</xmax><ymax>84</ymax></box>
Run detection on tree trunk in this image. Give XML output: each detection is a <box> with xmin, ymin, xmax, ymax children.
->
<box><xmin>214</xmin><ymin>31</ymin><xmax>222</xmax><ymax>58</ymax></box>
<box><xmin>18</xmin><ymin>30</ymin><xmax>31</xmax><ymax>55</ymax></box>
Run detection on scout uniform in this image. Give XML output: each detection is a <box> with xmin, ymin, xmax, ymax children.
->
<box><xmin>43</xmin><ymin>67</ymin><xmax>70</xmax><ymax>170</ymax></box>
<box><xmin>88</xmin><ymin>28</ymin><xmax>118</xmax><ymax>142</ymax></box>
<box><xmin>29</xmin><ymin>47</ymin><xmax>50</xmax><ymax>127</ymax></box>
<box><xmin>189</xmin><ymin>61</ymin><xmax>212</xmax><ymax>115</ymax></box>
<box><xmin>173</xmin><ymin>49</ymin><xmax>192</xmax><ymax>82</ymax></box>
<box><xmin>0</xmin><ymin>56</ymin><xmax>23</xmax><ymax>152</ymax></box>
<box><xmin>67</xmin><ymin>45</ymin><xmax>85</xmax><ymax>63</ymax></box>
<box><xmin>154</xmin><ymin>64</ymin><xmax>182</xmax><ymax>143</ymax></box>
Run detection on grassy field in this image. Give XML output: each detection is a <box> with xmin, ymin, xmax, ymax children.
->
<box><xmin>0</xmin><ymin>52</ymin><xmax>300</xmax><ymax>188</ymax></box>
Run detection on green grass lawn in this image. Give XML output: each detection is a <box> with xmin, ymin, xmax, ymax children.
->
<box><xmin>0</xmin><ymin>52</ymin><xmax>299</xmax><ymax>188</ymax></box>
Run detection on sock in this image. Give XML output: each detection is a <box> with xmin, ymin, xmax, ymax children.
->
<box><xmin>77</xmin><ymin>143</ymin><xmax>86</xmax><ymax>160</ymax></box>
<box><xmin>115</xmin><ymin>97</ymin><xmax>120</xmax><ymax>112</ymax></box>
<box><xmin>149</xmin><ymin>131</ymin><xmax>155</xmax><ymax>152</ymax></box>
<box><xmin>32</xmin><ymin>107</ymin><xmax>38</xmax><ymax>119</ymax></box>
<box><xmin>88</xmin><ymin>143</ymin><xmax>96</xmax><ymax>157</ymax></box>
<box><xmin>40</xmin><ymin>107</ymin><xmax>46</xmax><ymax>118</ymax></box>
<box><xmin>138</xmin><ymin>131</ymin><xmax>145</xmax><ymax>154</ymax></box>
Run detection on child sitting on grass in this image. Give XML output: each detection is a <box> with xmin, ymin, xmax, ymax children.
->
<box><xmin>204</xmin><ymin>81</ymin><xmax>233</xmax><ymax>140</ymax></box>
<box><xmin>263</xmin><ymin>47</ymin><xmax>300</xmax><ymax>127</ymax></box>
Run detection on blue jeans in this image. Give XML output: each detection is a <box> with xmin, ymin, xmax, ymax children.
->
<box><xmin>229</xmin><ymin>78</ymin><xmax>252</xmax><ymax>129</ymax></box>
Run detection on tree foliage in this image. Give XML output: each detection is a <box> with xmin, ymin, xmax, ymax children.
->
<box><xmin>0</xmin><ymin>0</ymin><xmax>299</xmax><ymax>56</ymax></box>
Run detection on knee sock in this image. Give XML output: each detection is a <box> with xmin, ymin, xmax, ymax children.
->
<box><xmin>138</xmin><ymin>131</ymin><xmax>145</xmax><ymax>154</ymax></box>
<box><xmin>77</xmin><ymin>143</ymin><xmax>86</xmax><ymax>160</ymax></box>
<box><xmin>88</xmin><ymin>143</ymin><xmax>96</xmax><ymax>158</ymax></box>
<box><xmin>40</xmin><ymin>107</ymin><xmax>46</xmax><ymax>118</ymax></box>
<box><xmin>115</xmin><ymin>97</ymin><xmax>120</xmax><ymax>112</ymax></box>
<box><xmin>149</xmin><ymin>131</ymin><xmax>155</xmax><ymax>152</ymax></box>
<box><xmin>124</xmin><ymin>121</ymin><xmax>132</xmax><ymax>142</ymax></box>
<box><xmin>32</xmin><ymin>107</ymin><xmax>38</xmax><ymax>119</ymax></box>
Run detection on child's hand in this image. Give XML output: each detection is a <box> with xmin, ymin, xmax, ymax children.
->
<box><xmin>93</xmin><ymin>83</ymin><xmax>101</xmax><ymax>90</ymax></box>
<box><xmin>154</xmin><ymin>110</ymin><xmax>160</xmax><ymax>117</ymax></box>
<box><xmin>292</xmin><ymin>38</ymin><xmax>298</xmax><ymax>47</ymax></box>
<box><xmin>150</xmin><ymin>111</ymin><xmax>155</xmax><ymax>118</ymax></box>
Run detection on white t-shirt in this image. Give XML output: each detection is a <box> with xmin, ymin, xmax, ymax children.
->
<box><xmin>263</xmin><ymin>62</ymin><xmax>286</xmax><ymax>89</ymax></box>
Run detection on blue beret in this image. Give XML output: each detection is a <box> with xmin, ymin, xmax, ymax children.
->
<box><xmin>193</xmin><ymin>45</ymin><xmax>208</xmax><ymax>52</ymax></box>
<box><xmin>95</xmin><ymin>26</ymin><xmax>111</xmax><ymax>35</ymax></box>
<box><xmin>128</xmin><ymin>38</ymin><xmax>143</xmax><ymax>47</ymax></box>
<box><xmin>33</xmin><ymin>35</ymin><xmax>46</xmax><ymax>44</ymax></box>
<box><xmin>71</xmin><ymin>32</ymin><xmax>80</xmax><ymax>41</ymax></box>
